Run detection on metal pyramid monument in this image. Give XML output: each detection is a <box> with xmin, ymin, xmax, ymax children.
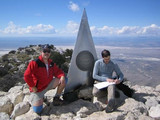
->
<box><xmin>64</xmin><ymin>9</ymin><xmax>97</xmax><ymax>93</ymax></box>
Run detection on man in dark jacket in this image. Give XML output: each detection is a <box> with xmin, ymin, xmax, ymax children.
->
<box><xmin>24</xmin><ymin>44</ymin><xmax>66</xmax><ymax>114</ymax></box>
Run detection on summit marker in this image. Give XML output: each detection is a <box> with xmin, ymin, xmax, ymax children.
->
<box><xmin>64</xmin><ymin>9</ymin><xmax>97</xmax><ymax>93</ymax></box>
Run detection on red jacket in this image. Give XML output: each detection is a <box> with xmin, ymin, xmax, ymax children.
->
<box><xmin>24</xmin><ymin>55</ymin><xmax>65</xmax><ymax>92</ymax></box>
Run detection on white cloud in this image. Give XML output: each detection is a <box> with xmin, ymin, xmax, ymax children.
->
<box><xmin>0</xmin><ymin>21</ymin><xmax>160</xmax><ymax>37</ymax></box>
<box><xmin>90</xmin><ymin>26</ymin><xmax>118</xmax><ymax>36</ymax></box>
<box><xmin>90</xmin><ymin>24</ymin><xmax>160</xmax><ymax>37</ymax></box>
<box><xmin>142</xmin><ymin>24</ymin><xmax>160</xmax><ymax>36</ymax></box>
<box><xmin>68</xmin><ymin>1</ymin><xmax>80</xmax><ymax>12</ymax></box>
<box><xmin>59</xmin><ymin>21</ymin><xmax>79</xmax><ymax>36</ymax></box>
<box><xmin>118</xmin><ymin>26</ymin><xmax>140</xmax><ymax>34</ymax></box>
<box><xmin>0</xmin><ymin>21</ymin><xmax>56</xmax><ymax>36</ymax></box>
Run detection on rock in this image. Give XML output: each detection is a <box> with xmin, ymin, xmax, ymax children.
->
<box><xmin>118</xmin><ymin>98</ymin><xmax>148</xmax><ymax>116</ymax></box>
<box><xmin>132</xmin><ymin>85</ymin><xmax>158</xmax><ymax>103</ymax></box>
<box><xmin>23</xmin><ymin>95</ymin><xmax>30</xmax><ymax>103</ymax></box>
<box><xmin>0</xmin><ymin>83</ymin><xmax>160</xmax><ymax>119</ymax></box>
<box><xmin>15</xmin><ymin>109</ymin><xmax>40</xmax><ymax>120</ymax></box>
<box><xmin>49</xmin><ymin>99</ymin><xmax>98</xmax><ymax>116</ymax></box>
<box><xmin>145</xmin><ymin>97</ymin><xmax>159</xmax><ymax>109</ymax></box>
<box><xmin>7</xmin><ymin>91</ymin><xmax>24</xmax><ymax>106</ymax></box>
<box><xmin>81</xmin><ymin>111</ymin><xmax>126</xmax><ymax>120</ymax></box>
<box><xmin>7</xmin><ymin>86</ymin><xmax>24</xmax><ymax>106</ymax></box>
<box><xmin>78</xmin><ymin>87</ymin><xmax>93</xmax><ymax>99</ymax></box>
<box><xmin>0</xmin><ymin>96</ymin><xmax>13</xmax><ymax>114</ymax></box>
<box><xmin>0</xmin><ymin>112</ymin><xmax>10</xmax><ymax>120</ymax></box>
<box><xmin>8</xmin><ymin>86</ymin><xmax>23</xmax><ymax>93</ymax></box>
<box><xmin>0</xmin><ymin>67</ymin><xmax>8</xmax><ymax>77</ymax></box>
<box><xmin>9</xmin><ymin>50</ymin><xmax>16</xmax><ymax>54</ymax></box>
<box><xmin>138</xmin><ymin>114</ymin><xmax>155</xmax><ymax>120</ymax></box>
<box><xmin>149</xmin><ymin>104</ymin><xmax>160</xmax><ymax>119</ymax></box>
<box><xmin>10</xmin><ymin>101</ymin><xmax>30</xmax><ymax>119</ymax></box>
<box><xmin>0</xmin><ymin>91</ymin><xmax>7</xmax><ymax>97</ymax></box>
<box><xmin>125</xmin><ymin>112</ymin><xmax>138</xmax><ymax>120</ymax></box>
<box><xmin>156</xmin><ymin>84</ymin><xmax>160</xmax><ymax>92</ymax></box>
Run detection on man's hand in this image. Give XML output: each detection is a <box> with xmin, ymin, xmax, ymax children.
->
<box><xmin>32</xmin><ymin>86</ymin><xmax>38</xmax><ymax>92</ymax></box>
<box><xmin>107</xmin><ymin>78</ymin><xmax>114</xmax><ymax>83</ymax></box>
<box><xmin>114</xmin><ymin>79</ymin><xmax>121</xmax><ymax>84</ymax></box>
<box><xmin>107</xmin><ymin>78</ymin><xmax>121</xmax><ymax>84</ymax></box>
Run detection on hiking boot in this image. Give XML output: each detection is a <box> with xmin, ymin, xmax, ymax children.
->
<box><xmin>105</xmin><ymin>99</ymin><xmax>115</xmax><ymax>113</ymax></box>
<box><xmin>53</xmin><ymin>96</ymin><xmax>64</xmax><ymax>106</ymax></box>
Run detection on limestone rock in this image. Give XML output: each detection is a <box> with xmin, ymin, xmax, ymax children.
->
<box><xmin>0</xmin><ymin>112</ymin><xmax>10</xmax><ymax>120</ymax></box>
<box><xmin>0</xmin><ymin>96</ymin><xmax>13</xmax><ymax>114</ymax></box>
<box><xmin>49</xmin><ymin>99</ymin><xmax>98</xmax><ymax>116</ymax></box>
<box><xmin>8</xmin><ymin>86</ymin><xmax>23</xmax><ymax>93</ymax></box>
<box><xmin>10</xmin><ymin>101</ymin><xmax>30</xmax><ymax>119</ymax></box>
<box><xmin>0</xmin><ymin>80</ymin><xmax>160</xmax><ymax>120</ymax></box>
<box><xmin>149</xmin><ymin>104</ymin><xmax>160</xmax><ymax>119</ymax></box>
<box><xmin>118</xmin><ymin>98</ymin><xmax>148</xmax><ymax>116</ymax></box>
<box><xmin>145</xmin><ymin>97</ymin><xmax>159</xmax><ymax>109</ymax></box>
<box><xmin>7</xmin><ymin>91</ymin><xmax>24</xmax><ymax>106</ymax></box>
<box><xmin>156</xmin><ymin>84</ymin><xmax>160</xmax><ymax>92</ymax></box>
<box><xmin>78</xmin><ymin>87</ymin><xmax>93</xmax><ymax>99</ymax></box>
<box><xmin>81</xmin><ymin>111</ymin><xmax>126</xmax><ymax>120</ymax></box>
<box><xmin>15</xmin><ymin>109</ymin><xmax>40</xmax><ymax>120</ymax></box>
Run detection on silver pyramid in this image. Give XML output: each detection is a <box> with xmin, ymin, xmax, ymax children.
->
<box><xmin>64</xmin><ymin>9</ymin><xmax>97</xmax><ymax>93</ymax></box>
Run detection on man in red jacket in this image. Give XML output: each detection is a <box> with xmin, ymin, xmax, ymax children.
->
<box><xmin>24</xmin><ymin>44</ymin><xmax>66</xmax><ymax>114</ymax></box>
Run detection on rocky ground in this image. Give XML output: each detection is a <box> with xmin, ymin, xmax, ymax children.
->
<box><xmin>0</xmin><ymin>45</ymin><xmax>160</xmax><ymax>120</ymax></box>
<box><xmin>0</xmin><ymin>83</ymin><xmax>160</xmax><ymax>120</ymax></box>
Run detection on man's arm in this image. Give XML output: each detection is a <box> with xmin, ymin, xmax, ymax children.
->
<box><xmin>24</xmin><ymin>61</ymin><xmax>37</xmax><ymax>89</ymax></box>
<box><xmin>53</xmin><ymin>63</ymin><xmax>65</xmax><ymax>79</ymax></box>
<box><xmin>92</xmin><ymin>61</ymin><xmax>108</xmax><ymax>82</ymax></box>
<box><xmin>114</xmin><ymin>63</ymin><xmax>124</xmax><ymax>82</ymax></box>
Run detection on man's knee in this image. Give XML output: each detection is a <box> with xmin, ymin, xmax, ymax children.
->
<box><xmin>92</xmin><ymin>87</ymin><xmax>106</xmax><ymax>97</ymax></box>
<box><xmin>92</xmin><ymin>87</ymin><xmax>99</xmax><ymax>97</ymax></box>
<box><xmin>53</xmin><ymin>78</ymin><xmax>66</xmax><ymax>88</ymax></box>
<box><xmin>108</xmin><ymin>84</ymin><xmax>115</xmax><ymax>92</ymax></box>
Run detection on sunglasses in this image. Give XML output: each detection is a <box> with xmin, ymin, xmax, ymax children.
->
<box><xmin>43</xmin><ymin>49</ymin><xmax>51</xmax><ymax>53</ymax></box>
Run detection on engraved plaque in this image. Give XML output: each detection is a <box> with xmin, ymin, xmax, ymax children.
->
<box><xmin>76</xmin><ymin>51</ymin><xmax>94</xmax><ymax>71</ymax></box>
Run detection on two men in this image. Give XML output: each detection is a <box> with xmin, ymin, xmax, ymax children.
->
<box><xmin>24</xmin><ymin>44</ymin><xmax>66</xmax><ymax>114</ymax></box>
<box><xmin>92</xmin><ymin>49</ymin><xmax>124</xmax><ymax>113</ymax></box>
<box><xmin>24</xmin><ymin>46</ymin><xmax>124</xmax><ymax>114</ymax></box>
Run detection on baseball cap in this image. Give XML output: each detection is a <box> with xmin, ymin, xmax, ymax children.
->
<box><xmin>42</xmin><ymin>44</ymin><xmax>51</xmax><ymax>53</ymax></box>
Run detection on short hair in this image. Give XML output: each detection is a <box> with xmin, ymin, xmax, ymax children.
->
<box><xmin>101</xmin><ymin>49</ymin><xmax>110</xmax><ymax>58</ymax></box>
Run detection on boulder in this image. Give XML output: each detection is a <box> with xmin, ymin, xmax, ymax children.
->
<box><xmin>10</xmin><ymin>101</ymin><xmax>30</xmax><ymax>119</ymax></box>
<box><xmin>145</xmin><ymin>96</ymin><xmax>159</xmax><ymax>109</ymax></box>
<box><xmin>0</xmin><ymin>96</ymin><xmax>13</xmax><ymax>114</ymax></box>
<box><xmin>15</xmin><ymin>109</ymin><xmax>40</xmax><ymax>120</ymax></box>
<box><xmin>156</xmin><ymin>84</ymin><xmax>160</xmax><ymax>92</ymax></box>
<box><xmin>149</xmin><ymin>104</ymin><xmax>160</xmax><ymax>119</ymax></box>
<box><xmin>118</xmin><ymin>98</ymin><xmax>148</xmax><ymax>116</ymax></box>
<box><xmin>7</xmin><ymin>91</ymin><xmax>24</xmax><ymax>106</ymax></box>
<box><xmin>78</xmin><ymin>87</ymin><xmax>93</xmax><ymax>99</ymax></box>
<box><xmin>0</xmin><ymin>112</ymin><xmax>10</xmax><ymax>120</ymax></box>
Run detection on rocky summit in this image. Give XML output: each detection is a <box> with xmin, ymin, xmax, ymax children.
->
<box><xmin>0</xmin><ymin>45</ymin><xmax>160</xmax><ymax>120</ymax></box>
<box><xmin>0</xmin><ymin>83</ymin><xmax>160</xmax><ymax>120</ymax></box>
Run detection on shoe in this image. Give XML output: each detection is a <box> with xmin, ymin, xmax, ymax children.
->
<box><xmin>53</xmin><ymin>96</ymin><xmax>64</xmax><ymax>106</ymax></box>
<box><xmin>105</xmin><ymin>99</ymin><xmax>115</xmax><ymax>113</ymax></box>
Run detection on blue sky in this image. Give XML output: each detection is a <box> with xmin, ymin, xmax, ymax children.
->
<box><xmin>0</xmin><ymin>0</ymin><xmax>160</xmax><ymax>37</ymax></box>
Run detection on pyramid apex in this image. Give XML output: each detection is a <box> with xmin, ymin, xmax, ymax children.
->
<box><xmin>82</xmin><ymin>8</ymin><xmax>88</xmax><ymax>20</ymax></box>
